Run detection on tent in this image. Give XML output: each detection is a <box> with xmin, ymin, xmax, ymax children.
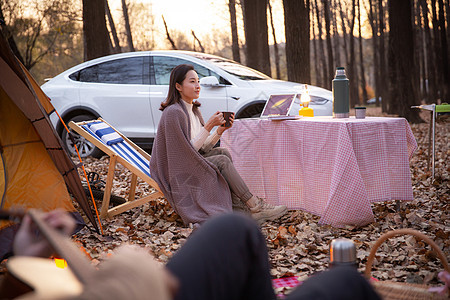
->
<box><xmin>0</xmin><ymin>29</ymin><xmax>98</xmax><ymax>258</ymax></box>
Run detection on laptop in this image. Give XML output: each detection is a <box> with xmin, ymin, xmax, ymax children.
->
<box><xmin>260</xmin><ymin>94</ymin><xmax>301</xmax><ymax>120</ymax></box>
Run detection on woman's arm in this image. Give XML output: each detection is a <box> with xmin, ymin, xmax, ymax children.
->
<box><xmin>200</xmin><ymin>130</ymin><xmax>221</xmax><ymax>153</ymax></box>
<box><xmin>191</xmin><ymin>128</ymin><xmax>210</xmax><ymax>151</ymax></box>
<box><xmin>191</xmin><ymin>111</ymin><xmax>225</xmax><ymax>151</ymax></box>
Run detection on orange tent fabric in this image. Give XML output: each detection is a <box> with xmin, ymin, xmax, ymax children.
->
<box><xmin>0</xmin><ymin>30</ymin><xmax>98</xmax><ymax>244</ymax></box>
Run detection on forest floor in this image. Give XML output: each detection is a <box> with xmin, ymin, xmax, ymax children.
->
<box><xmin>71</xmin><ymin>107</ymin><xmax>449</xmax><ymax>296</ymax></box>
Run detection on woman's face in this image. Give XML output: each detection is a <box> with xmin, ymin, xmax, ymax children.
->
<box><xmin>176</xmin><ymin>70</ymin><xmax>200</xmax><ymax>103</ymax></box>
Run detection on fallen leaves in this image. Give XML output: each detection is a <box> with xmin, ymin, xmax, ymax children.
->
<box><xmin>70</xmin><ymin>109</ymin><xmax>448</xmax><ymax>296</ymax></box>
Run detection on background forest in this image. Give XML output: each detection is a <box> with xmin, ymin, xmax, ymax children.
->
<box><xmin>0</xmin><ymin>0</ymin><xmax>449</xmax><ymax>122</ymax></box>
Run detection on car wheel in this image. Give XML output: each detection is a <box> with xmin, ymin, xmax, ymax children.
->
<box><xmin>236</xmin><ymin>103</ymin><xmax>265</xmax><ymax>118</ymax></box>
<box><xmin>61</xmin><ymin>114</ymin><xmax>104</xmax><ymax>158</ymax></box>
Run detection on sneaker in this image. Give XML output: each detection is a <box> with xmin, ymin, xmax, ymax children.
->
<box><xmin>250</xmin><ymin>197</ymin><xmax>288</xmax><ymax>224</ymax></box>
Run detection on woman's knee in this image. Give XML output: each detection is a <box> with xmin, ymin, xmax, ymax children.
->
<box><xmin>207</xmin><ymin>154</ymin><xmax>233</xmax><ymax>170</ymax></box>
<box><xmin>214</xmin><ymin>147</ymin><xmax>232</xmax><ymax>161</ymax></box>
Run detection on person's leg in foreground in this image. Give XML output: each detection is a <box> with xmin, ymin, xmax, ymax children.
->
<box><xmin>166</xmin><ymin>213</ymin><xmax>276</xmax><ymax>300</ymax></box>
<box><xmin>203</xmin><ymin>147</ymin><xmax>287</xmax><ymax>223</ymax></box>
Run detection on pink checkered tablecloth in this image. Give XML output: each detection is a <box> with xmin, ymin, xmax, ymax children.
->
<box><xmin>221</xmin><ymin>116</ymin><xmax>417</xmax><ymax>227</ymax></box>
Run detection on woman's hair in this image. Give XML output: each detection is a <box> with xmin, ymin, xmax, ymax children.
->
<box><xmin>160</xmin><ymin>64</ymin><xmax>201</xmax><ymax>111</ymax></box>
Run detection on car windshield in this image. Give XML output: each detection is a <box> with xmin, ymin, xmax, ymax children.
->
<box><xmin>188</xmin><ymin>53</ymin><xmax>272</xmax><ymax>81</ymax></box>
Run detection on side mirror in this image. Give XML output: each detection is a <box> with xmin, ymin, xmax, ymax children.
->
<box><xmin>200</xmin><ymin>76</ymin><xmax>221</xmax><ymax>87</ymax></box>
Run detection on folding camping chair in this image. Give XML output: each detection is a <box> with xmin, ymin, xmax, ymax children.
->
<box><xmin>69</xmin><ymin>118</ymin><xmax>163</xmax><ymax>219</ymax></box>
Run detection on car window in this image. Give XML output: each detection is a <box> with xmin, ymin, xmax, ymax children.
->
<box><xmin>187</xmin><ymin>53</ymin><xmax>271</xmax><ymax>81</ymax></box>
<box><xmin>152</xmin><ymin>56</ymin><xmax>226</xmax><ymax>85</ymax></box>
<box><xmin>71</xmin><ymin>57</ymin><xmax>146</xmax><ymax>84</ymax></box>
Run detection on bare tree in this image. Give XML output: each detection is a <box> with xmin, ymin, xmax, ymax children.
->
<box><xmin>313</xmin><ymin>0</ymin><xmax>327</xmax><ymax>87</ymax></box>
<box><xmin>338</xmin><ymin>0</ymin><xmax>349</xmax><ymax>66</ymax></box>
<box><xmin>162</xmin><ymin>15</ymin><xmax>177</xmax><ymax>50</ymax></box>
<box><xmin>242</xmin><ymin>0</ymin><xmax>271</xmax><ymax>76</ymax></box>
<box><xmin>228</xmin><ymin>0</ymin><xmax>241</xmax><ymax>63</ymax></box>
<box><xmin>322</xmin><ymin>0</ymin><xmax>333</xmax><ymax>89</ymax></box>
<box><xmin>121</xmin><ymin>0</ymin><xmax>134</xmax><ymax>52</ymax></box>
<box><xmin>387</xmin><ymin>0</ymin><xmax>421</xmax><ymax>122</ymax></box>
<box><xmin>283</xmin><ymin>0</ymin><xmax>309</xmax><ymax>83</ymax></box>
<box><xmin>415</xmin><ymin>1</ymin><xmax>426</xmax><ymax>102</ymax></box>
<box><xmin>358</xmin><ymin>0</ymin><xmax>368</xmax><ymax>104</ymax></box>
<box><xmin>437</xmin><ymin>0</ymin><xmax>449</xmax><ymax>102</ymax></box>
<box><xmin>2</xmin><ymin>0</ymin><xmax>81</xmax><ymax>69</ymax></box>
<box><xmin>0</xmin><ymin>2</ymin><xmax>24</xmax><ymax>63</ymax></box>
<box><xmin>331</xmin><ymin>0</ymin><xmax>341</xmax><ymax>67</ymax></box>
<box><xmin>268</xmin><ymin>0</ymin><xmax>280</xmax><ymax>79</ymax></box>
<box><xmin>348</xmin><ymin>0</ymin><xmax>359</xmax><ymax>107</ymax></box>
<box><xmin>367</xmin><ymin>0</ymin><xmax>381</xmax><ymax>106</ymax></box>
<box><xmin>105</xmin><ymin>0</ymin><xmax>121</xmax><ymax>53</ymax></box>
<box><xmin>378</xmin><ymin>0</ymin><xmax>387</xmax><ymax>112</ymax></box>
<box><xmin>420</xmin><ymin>0</ymin><xmax>437</xmax><ymax>102</ymax></box>
<box><xmin>191</xmin><ymin>30</ymin><xmax>204</xmax><ymax>52</ymax></box>
<box><xmin>310</xmin><ymin>3</ymin><xmax>322</xmax><ymax>86</ymax></box>
<box><xmin>83</xmin><ymin>0</ymin><xmax>110</xmax><ymax>61</ymax></box>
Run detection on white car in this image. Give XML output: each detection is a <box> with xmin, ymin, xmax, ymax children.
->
<box><xmin>42</xmin><ymin>51</ymin><xmax>332</xmax><ymax>157</ymax></box>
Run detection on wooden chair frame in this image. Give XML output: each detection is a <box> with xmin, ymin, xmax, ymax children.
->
<box><xmin>69</xmin><ymin>118</ymin><xmax>163</xmax><ymax>219</ymax></box>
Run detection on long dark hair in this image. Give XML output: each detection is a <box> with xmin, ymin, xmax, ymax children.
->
<box><xmin>160</xmin><ymin>64</ymin><xmax>201</xmax><ymax>111</ymax></box>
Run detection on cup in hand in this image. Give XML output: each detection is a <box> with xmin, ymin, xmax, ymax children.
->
<box><xmin>221</xmin><ymin>111</ymin><xmax>233</xmax><ymax>127</ymax></box>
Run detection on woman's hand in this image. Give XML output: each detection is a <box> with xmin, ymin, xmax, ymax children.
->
<box><xmin>217</xmin><ymin>113</ymin><xmax>234</xmax><ymax>135</ymax></box>
<box><xmin>204</xmin><ymin>111</ymin><xmax>226</xmax><ymax>132</ymax></box>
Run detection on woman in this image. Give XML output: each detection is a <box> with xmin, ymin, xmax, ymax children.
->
<box><xmin>150</xmin><ymin>64</ymin><xmax>287</xmax><ymax>226</ymax></box>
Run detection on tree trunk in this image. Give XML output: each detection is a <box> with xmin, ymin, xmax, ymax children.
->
<box><xmin>421</xmin><ymin>0</ymin><xmax>437</xmax><ymax>102</ymax></box>
<box><xmin>349</xmin><ymin>0</ymin><xmax>359</xmax><ymax>107</ymax></box>
<box><xmin>121</xmin><ymin>0</ymin><xmax>134</xmax><ymax>52</ymax></box>
<box><xmin>283</xmin><ymin>0</ymin><xmax>310</xmax><ymax>83</ymax></box>
<box><xmin>105</xmin><ymin>0</ymin><xmax>121</xmax><ymax>53</ymax></box>
<box><xmin>368</xmin><ymin>0</ymin><xmax>381</xmax><ymax>106</ymax></box>
<box><xmin>268</xmin><ymin>0</ymin><xmax>281</xmax><ymax>79</ymax></box>
<box><xmin>438</xmin><ymin>0</ymin><xmax>449</xmax><ymax>102</ymax></box>
<box><xmin>338</xmin><ymin>0</ymin><xmax>349</xmax><ymax>67</ymax></box>
<box><xmin>387</xmin><ymin>0</ymin><xmax>422</xmax><ymax>122</ymax></box>
<box><xmin>322</xmin><ymin>0</ymin><xmax>334</xmax><ymax>89</ymax></box>
<box><xmin>242</xmin><ymin>0</ymin><xmax>271</xmax><ymax>76</ymax></box>
<box><xmin>314</xmin><ymin>0</ymin><xmax>327</xmax><ymax>87</ymax></box>
<box><xmin>162</xmin><ymin>15</ymin><xmax>177</xmax><ymax>50</ymax></box>
<box><xmin>446</xmin><ymin>0</ymin><xmax>450</xmax><ymax>57</ymax></box>
<box><xmin>358</xmin><ymin>0</ymin><xmax>368</xmax><ymax>105</ymax></box>
<box><xmin>379</xmin><ymin>0</ymin><xmax>388</xmax><ymax>112</ymax></box>
<box><xmin>0</xmin><ymin>3</ymin><xmax>24</xmax><ymax>64</ymax></box>
<box><xmin>415</xmin><ymin>1</ymin><xmax>426</xmax><ymax>102</ymax></box>
<box><xmin>82</xmin><ymin>0</ymin><xmax>111</xmax><ymax>61</ymax></box>
<box><xmin>228</xmin><ymin>0</ymin><xmax>241</xmax><ymax>63</ymax></box>
<box><xmin>191</xmin><ymin>30</ymin><xmax>205</xmax><ymax>52</ymax></box>
<box><xmin>311</xmin><ymin>1</ymin><xmax>321</xmax><ymax>86</ymax></box>
<box><xmin>332</xmin><ymin>0</ymin><xmax>341</xmax><ymax>67</ymax></box>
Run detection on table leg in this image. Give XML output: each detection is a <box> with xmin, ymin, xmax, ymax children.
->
<box><xmin>427</xmin><ymin>111</ymin><xmax>432</xmax><ymax>171</ymax></box>
<box><xmin>432</xmin><ymin>106</ymin><xmax>436</xmax><ymax>181</ymax></box>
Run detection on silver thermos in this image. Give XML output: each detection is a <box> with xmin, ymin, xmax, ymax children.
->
<box><xmin>329</xmin><ymin>238</ymin><xmax>357</xmax><ymax>268</ymax></box>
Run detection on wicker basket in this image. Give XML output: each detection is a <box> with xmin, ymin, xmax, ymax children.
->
<box><xmin>364</xmin><ymin>229</ymin><xmax>449</xmax><ymax>300</ymax></box>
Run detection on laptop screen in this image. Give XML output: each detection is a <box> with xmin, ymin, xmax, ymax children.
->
<box><xmin>261</xmin><ymin>94</ymin><xmax>296</xmax><ymax>117</ymax></box>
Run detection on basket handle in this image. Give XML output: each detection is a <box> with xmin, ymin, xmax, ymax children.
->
<box><xmin>364</xmin><ymin>228</ymin><xmax>449</xmax><ymax>278</ymax></box>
